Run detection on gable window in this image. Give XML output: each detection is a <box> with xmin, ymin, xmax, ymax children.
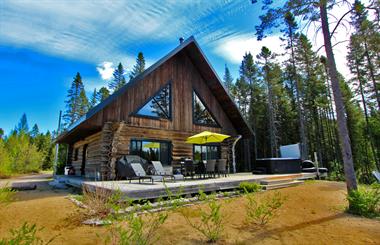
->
<box><xmin>135</xmin><ymin>83</ymin><xmax>171</xmax><ymax>119</ymax></box>
<box><xmin>193</xmin><ymin>90</ymin><xmax>218</xmax><ymax>127</ymax></box>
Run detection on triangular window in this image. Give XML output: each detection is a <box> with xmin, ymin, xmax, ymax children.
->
<box><xmin>193</xmin><ymin>90</ymin><xmax>218</xmax><ymax>126</ymax></box>
<box><xmin>136</xmin><ymin>83</ymin><xmax>171</xmax><ymax>119</ymax></box>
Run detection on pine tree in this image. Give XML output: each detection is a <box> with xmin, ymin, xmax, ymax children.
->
<box><xmin>256</xmin><ymin>47</ymin><xmax>280</xmax><ymax>157</ymax></box>
<box><xmin>351</xmin><ymin>1</ymin><xmax>380</xmax><ymax>111</ymax></box>
<box><xmin>238</xmin><ymin>53</ymin><xmax>266</xmax><ymax>158</ymax></box>
<box><xmin>282</xmin><ymin>12</ymin><xmax>308</xmax><ymax>159</ymax></box>
<box><xmin>97</xmin><ymin>87</ymin><xmax>110</xmax><ymax>102</ymax></box>
<box><xmin>15</xmin><ymin>113</ymin><xmax>29</xmax><ymax>134</ymax></box>
<box><xmin>129</xmin><ymin>52</ymin><xmax>146</xmax><ymax>80</ymax></box>
<box><xmin>30</xmin><ymin>124</ymin><xmax>39</xmax><ymax>138</ymax></box>
<box><xmin>78</xmin><ymin>89</ymin><xmax>89</xmax><ymax>117</ymax></box>
<box><xmin>0</xmin><ymin>128</ymin><xmax>3</xmax><ymax>139</ymax></box>
<box><xmin>109</xmin><ymin>62</ymin><xmax>126</xmax><ymax>92</ymax></box>
<box><xmin>89</xmin><ymin>88</ymin><xmax>98</xmax><ymax>109</ymax></box>
<box><xmin>63</xmin><ymin>72</ymin><xmax>85</xmax><ymax>126</ymax></box>
<box><xmin>223</xmin><ymin>64</ymin><xmax>234</xmax><ymax>92</ymax></box>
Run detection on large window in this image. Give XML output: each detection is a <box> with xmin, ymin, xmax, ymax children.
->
<box><xmin>136</xmin><ymin>83</ymin><xmax>171</xmax><ymax>119</ymax></box>
<box><xmin>193</xmin><ymin>90</ymin><xmax>218</xmax><ymax>127</ymax></box>
<box><xmin>193</xmin><ymin>144</ymin><xmax>221</xmax><ymax>163</ymax></box>
<box><xmin>130</xmin><ymin>139</ymin><xmax>171</xmax><ymax>165</ymax></box>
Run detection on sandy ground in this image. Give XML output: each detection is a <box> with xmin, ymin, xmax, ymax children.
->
<box><xmin>0</xmin><ymin>176</ymin><xmax>379</xmax><ymax>244</ymax></box>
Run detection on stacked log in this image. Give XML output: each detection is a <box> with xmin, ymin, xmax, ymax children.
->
<box><xmin>99</xmin><ymin>122</ymin><xmax>114</xmax><ymax>180</ymax></box>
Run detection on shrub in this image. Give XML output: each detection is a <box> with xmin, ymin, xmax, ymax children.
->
<box><xmin>181</xmin><ymin>198</ymin><xmax>224</xmax><ymax>243</ymax></box>
<box><xmin>106</xmin><ymin>211</ymin><xmax>168</xmax><ymax>245</ymax></box>
<box><xmin>0</xmin><ymin>139</ymin><xmax>12</xmax><ymax>177</ymax></box>
<box><xmin>0</xmin><ymin>185</ymin><xmax>16</xmax><ymax>206</ymax></box>
<box><xmin>347</xmin><ymin>184</ymin><xmax>380</xmax><ymax>218</ymax></box>
<box><xmin>5</xmin><ymin>133</ymin><xmax>43</xmax><ymax>174</ymax></box>
<box><xmin>238</xmin><ymin>182</ymin><xmax>262</xmax><ymax>193</ymax></box>
<box><xmin>0</xmin><ymin>222</ymin><xmax>56</xmax><ymax>245</ymax></box>
<box><xmin>245</xmin><ymin>191</ymin><xmax>285</xmax><ymax>226</ymax></box>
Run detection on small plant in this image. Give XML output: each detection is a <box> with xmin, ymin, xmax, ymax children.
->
<box><xmin>347</xmin><ymin>183</ymin><xmax>380</xmax><ymax>218</ymax></box>
<box><xmin>106</xmin><ymin>210</ymin><xmax>168</xmax><ymax>245</ymax></box>
<box><xmin>197</xmin><ymin>188</ymin><xmax>208</xmax><ymax>201</ymax></box>
<box><xmin>164</xmin><ymin>184</ymin><xmax>184</xmax><ymax>210</ymax></box>
<box><xmin>0</xmin><ymin>184</ymin><xmax>16</xmax><ymax>206</ymax></box>
<box><xmin>81</xmin><ymin>186</ymin><xmax>127</xmax><ymax>218</ymax></box>
<box><xmin>181</xmin><ymin>198</ymin><xmax>224</xmax><ymax>243</ymax></box>
<box><xmin>0</xmin><ymin>222</ymin><xmax>57</xmax><ymax>245</ymax></box>
<box><xmin>238</xmin><ymin>182</ymin><xmax>262</xmax><ymax>193</ymax></box>
<box><xmin>245</xmin><ymin>191</ymin><xmax>285</xmax><ymax>226</ymax></box>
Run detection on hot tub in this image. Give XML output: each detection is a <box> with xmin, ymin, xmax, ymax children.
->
<box><xmin>255</xmin><ymin>158</ymin><xmax>302</xmax><ymax>174</ymax></box>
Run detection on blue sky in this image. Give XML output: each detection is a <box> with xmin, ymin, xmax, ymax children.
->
<box><xmin>0</xmin><ymin>0</ymin><xmax>352</xmax><ymax>135</ymax></box>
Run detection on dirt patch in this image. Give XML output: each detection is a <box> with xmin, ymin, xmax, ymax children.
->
<box><xmin>0</xmin><ymin>180</ymin><xmax>379</xmax><ymax>244</ymax></box>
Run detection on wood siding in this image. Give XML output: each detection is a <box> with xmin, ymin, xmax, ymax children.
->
<box><xmin>71</xmin><ymin>132</ymin><xmax>102</xmax><ymax>178</ymax></box>
<box><xmin>82</xmin><ymin>52</ymin><xmax>237</xmax><ymax>136</ymax></box>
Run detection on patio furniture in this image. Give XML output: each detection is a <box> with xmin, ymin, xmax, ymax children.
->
<box><xmin>116</xmin><ymin>155</ymin><xmax>151</xmax><ymax>180</ymax></box>
<box><xmin>151</xmin><ymin>161</ymin><xmax>184</xmax><ymax>181</ymax></box>
<box><xmin>183</xmin><ymin>159</ymin><xmax>196</xmax><ymax>179</ymax></box>
<box><xmin>205</xmin><ymin>159</ymin><xmax>216</xmax><ymax>178</ymax></box>
<box><xmin>216</xmin><ymin>159</ymin><xmax>227</xmax><ymax>177</ymax></box>
<box><xmin>130</xmin><ymin>163</ymin><xmax>163</xmax><ymax>184</ymax></box>
<box><xmin>195</xmin><ymin>161</ymin><xmax>206</xmax><ymax>179</ymax></box>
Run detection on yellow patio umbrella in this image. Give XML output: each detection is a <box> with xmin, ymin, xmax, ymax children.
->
<box><xmin>143</xmin><ymin>142</ymin><xmax>160</xmax><ymax>148</ymax></box>
<box><xmin>186</xmin><ymin>131</ymin><xmax>230</xmax><ymax>144</ymax></box>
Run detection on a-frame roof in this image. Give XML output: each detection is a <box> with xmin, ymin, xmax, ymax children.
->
<box><xmin>56</xmin><ymin>36</ymin><xmax>253</xmax><ymax>143</ymax></box>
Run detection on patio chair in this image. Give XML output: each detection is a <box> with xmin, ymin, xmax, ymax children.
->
<box><xmin>373</xmin><ymin>171</ymin><xmax>380</xmax><ymax>183</ymax></box>
<box><xmin>130</xmin><ymin>163</ymin><xmax>163</xmax><ymax>184</ymax></box>
<box><xmin>151</xmin><ymin>161</ymin><xmax>184</xmax><ymax>181</ymax></box>
<box><xmin>216</xmin><ymin>159</ymin><xmax>227</xmax><ymax>177</ymax></box>
<box><xmin>183</xmin><ymin>159</ymin><xmax>196</xmax><ymax>179</ymax></box>
<box><xmin>205</xmin><ymin>160</ymin><xmax>216</xmax><ymax>178</ymax></box>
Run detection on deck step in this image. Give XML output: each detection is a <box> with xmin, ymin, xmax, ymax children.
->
<box><xmin>260</xmin><ymin>178</ymin><xmax>295</xmax><ymax>185</ymax></box>
<box><xmin>262</xmin><ymin>180</ymin><xmax>303</xmax><ymax>190</ymax></box>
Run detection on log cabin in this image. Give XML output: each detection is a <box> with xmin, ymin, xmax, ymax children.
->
<box><xmin>56</xmin><ymin>36</ymin><xmax>255</xmax><ymax>180</ymax></box>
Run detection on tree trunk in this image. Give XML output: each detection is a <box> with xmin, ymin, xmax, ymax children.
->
<box><xmin>320</xmin><ymin>1</ymin><xmax>358</xmax><ymax>192</ymax></box>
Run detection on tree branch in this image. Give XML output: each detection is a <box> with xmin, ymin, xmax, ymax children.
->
<box><xmin>330</xmin><ymin>9</ymin><xmax>354</xmax><ymax>38</ymax></box>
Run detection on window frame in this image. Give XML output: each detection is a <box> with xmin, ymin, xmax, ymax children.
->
<box><xmin>192</xmin><ymin>89</ymin><xmax>221</xmax><ymax>128</ymax></box>
<box><xmin>129</xmin><ymin>138</ymin><xmax>172</xmax><ymax>165</ymax></box>
<box><xmin>192</xmin><ymin>143</ymin><xmax>221</xmax><ymax>163</ymax></box>
<box><xmin>131</xmin><ymin>81</ymin><xmax>172</xmax><ymax>120</ymax></box>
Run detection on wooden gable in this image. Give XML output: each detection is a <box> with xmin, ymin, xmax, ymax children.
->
<box><xmin>57</xmin><ymin>37</ymin><xmax>253</xmax><ymax>144</ymax></box>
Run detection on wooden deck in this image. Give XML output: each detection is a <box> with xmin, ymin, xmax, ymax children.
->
<box><xmin>56</xmin><ymin>172</ymin><xmax>316</xmax><ymax>200</ymax></box>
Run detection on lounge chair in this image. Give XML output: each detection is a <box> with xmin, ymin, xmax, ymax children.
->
<box><xmin>373</xmin><ymin>171</ymin><xmax>380</xmax><ymax>183</ymax></box>
<box><xmin>130</xmin><ymin>163</ymin><xmax>163</xmax><ymax>184</ymax></box>
<box><xmin>151</xmin><ymin>161</ymin><xmax>184</xmax><ymax>181</ymax></box>
<box><xmin>216</xmin><ymin>159</ymin><xmax>227</xmax><ymax>177</ymax></box>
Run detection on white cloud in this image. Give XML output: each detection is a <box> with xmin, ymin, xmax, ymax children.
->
<box><xmin>0</xmin><ymin>0</ymin><xmax>243</xmax><ymax>64</ymax></box>
<box><xmin>96</xmin><ymin>62</ymin><xmax>114</xmax><ymax>81</ymax></box>
<box><xmin>213</xmin><ymin>34</ymin><xmax>285</xmax><ymax>64</ymax></box>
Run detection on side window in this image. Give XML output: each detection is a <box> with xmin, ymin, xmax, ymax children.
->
<box><xmin>135</xmin><ymin>83</ymin><xmax>171</xmax><ymax>119</ymax></box>
<box><xmin>193</xmin><ymin>90</ymin><xmax>218</xmax><ymax>127</ymax></box>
